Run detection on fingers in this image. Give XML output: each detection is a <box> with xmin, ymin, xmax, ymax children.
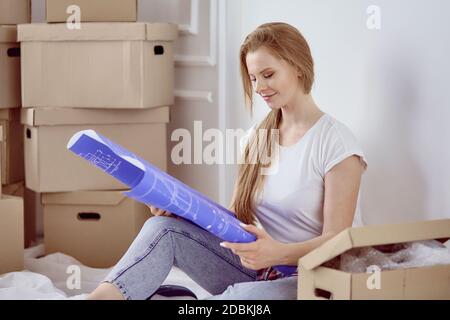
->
<box><xmin>239</xmin><ymin>223</ymin><xmax>266</xmax><ymax>238</ymax></box>
<box><xmin>220</xmin><ymin>241</ymin><xmax>255</xmax><ymax>253</ymax></box>
<box><xmin>148</xmin><ymin>205</ymin><xmax>172</xmax><ymax>217</ymax></box>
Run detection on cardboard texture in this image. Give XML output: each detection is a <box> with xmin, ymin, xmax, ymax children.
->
<box><xmin>0</xmin><ymin>26</ymin><xmax>21</xmax><ymax>108</ymax></box>
<box><xmin>42</xmin><ymin>190</ymin><xmax>152</xmax><ymax>268</ymax></box>
<box><xmin>297</xmin><ymin>219</ymin><xmax>450</xmax><ymax>300</ymax></box>
<box><xmin>3</xmin><ymin>181</ymin><xmax>41</xmax><ymax>248</ymax></box>
<box><xmin>21</xmin><ymin>107</ymin><xmax>169</xmax><ymax>192</ymax></box>
<box><xmin>0</xmin><ymin>109</ymin><xmax>25</xmax><ymax>185</ymax></box>
<box><xmin>46</xmin><ymin>0</ymin><xmax>137</xmax><ymax>23</ymax></box>
<box><xmin>18</xmin><ymin>23</ymin><xmax>178</xmax><ymax>109</ymax></box>
<box><xmin>0</xmin><ymin>0</ymin><xmax>31</xmax><ymax>25</ymax></box>
<box><xmin>0</xmin><ymin>195</ymin><xmax>24</xmax><ymax>275</ymax></box>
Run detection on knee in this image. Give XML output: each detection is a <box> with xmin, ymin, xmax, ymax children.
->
<box><xmin>141</xmin><ymin>216</ymin><xmax>179</xmax><ymax>235</ymax></box>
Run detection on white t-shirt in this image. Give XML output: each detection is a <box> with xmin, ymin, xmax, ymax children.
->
<box><xmin>240</xmin><ymin>113</ymin><xmax>368</xmax><ymax>244</ymax></box>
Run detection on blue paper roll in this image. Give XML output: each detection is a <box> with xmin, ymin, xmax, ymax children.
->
<box><xmin>67</xmin><ymin>130</ymin><xmax>297</xmax><ymax>275</ymax></box>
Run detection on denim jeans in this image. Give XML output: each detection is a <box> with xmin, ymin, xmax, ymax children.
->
<box><xmin>101</xmin><ymin>216</ymin><xmax>298</xmax><ymax>300</ymax></box>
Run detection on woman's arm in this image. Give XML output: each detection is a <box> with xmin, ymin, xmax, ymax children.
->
<box><xmin>277</xmin><ymin>155</ymin><xmax>364</xmax><ymax>265</ymax></box>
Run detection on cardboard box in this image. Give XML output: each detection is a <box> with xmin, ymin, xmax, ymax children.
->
<box><xmin>298</xmin><ymin>219</ymin><xmax>450</xmax><ymax>300</ymax></box>
<box><xmin>46</xmin><ymin>0</ymin><xmax>137</xmax><ymax>23</ymax></box>
<box><xmin>3</xmin><ymin>181</ymin><xmax>42</xmax><ymax>248</ymax></box>
<box><xmin>0</xmin><ymin>109</ymin><xmax>25</xmax><ymax>184</ymax></box>
<box><xmin>18</xmin><ymin>23</ymin><xmax>178</xmax><ymax>109</ymax></box>
<box><xmin>0</xmin><ymin>195</ymin><xmax>24</xmax><ymax>275</ymax></box>
<box><xmin>0</xmin><ymin>26</ymin><xmax>21</xmax><ymax>108</ymax></box>
<box><xmin>0</xmin><ymin>0</ymin><xmax>31</xmax><ymax>25</ymax></box>
<box><xmin>21</xmin><ymin>106</ymin><xmax>169</xmax><ymax>193</ymax></box>
<box><xmin>43</xmin><ymin>190</ymin><xmax>152</xmax><ymax>268</ymax></box>
<box><xmin>0</xmin><ymin>124</ymin><xmax>2</xmax><ymax>195</ymax></box>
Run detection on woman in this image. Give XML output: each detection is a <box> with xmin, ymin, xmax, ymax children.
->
<box><xmin>87</xmin><ymin>22</ymin><xmax>367</xmax><ymax>300</ymax></box>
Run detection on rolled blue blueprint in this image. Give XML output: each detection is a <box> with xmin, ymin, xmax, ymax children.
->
<box><xmin>67</xmin><ymin>130</ymin><xmax>296</xmax><ymax>275</ymax></box>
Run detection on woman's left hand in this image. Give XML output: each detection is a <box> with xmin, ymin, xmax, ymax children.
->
<box><xmin>220</xmin><ymin>223</ymin><xmax>286</xmax><ymax>270</ymax></box>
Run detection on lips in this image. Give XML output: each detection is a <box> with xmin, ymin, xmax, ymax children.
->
<box><xmin>262</xmin><ymin>93</ymin><xmax>276</xmax><ymax>101</ymax></box>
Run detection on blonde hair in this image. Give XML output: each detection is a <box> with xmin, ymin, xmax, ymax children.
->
<box><xmin>230</xmin><ymin>22</ymin><xmax>315</xmax><ymax>225</ymax></box>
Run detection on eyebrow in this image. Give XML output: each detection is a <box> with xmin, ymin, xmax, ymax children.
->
<box><xmin>249</xmin><ymin>67</ymin><xmax>273</xmax><ymax>77</ymax></box>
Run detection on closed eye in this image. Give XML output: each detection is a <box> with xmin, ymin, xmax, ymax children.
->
<box><xmin>250</xmin><ymin>73</ymin><xmax>274</xmax><ymax>82</ymax></box>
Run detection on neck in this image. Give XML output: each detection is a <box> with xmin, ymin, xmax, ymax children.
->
<box><xmin>280</xmin><ymin>92</ymin><xmax>323</xmax><ymax>129</ymax></box>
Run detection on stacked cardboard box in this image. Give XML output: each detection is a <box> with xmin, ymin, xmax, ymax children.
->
<box><xmin>0</xmin><ymin>125</ymin><xmax>25</xmax><ymax>275</ymax></box>
<box><xmin>13</xmin><ymin>1</ymin><xmax>178</xmax><ymax>268</ymax></box>
<box><xmin>0</xmin><ymin>1</ymin><xmax>30</xmax><ymax>270</ymax></box>
<box><xmin>0</xmin><ymin>2</ymin><xmax>29</xmax><ymax>184</ymax></box>
<box><xmin>2</xmin><ymin>181</ymin><xmax>41</xmax><ymax>249</ymax></box>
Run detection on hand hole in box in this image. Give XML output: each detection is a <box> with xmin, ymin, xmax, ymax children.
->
<box><xmin>314</xmin><ymin>288</ymin><xmax>332</xmax><ymax>300</ymax></box>
<box><xmin>77</xmin><ymin>212</ymin><xmax>101</xmax><ymax>221</ymax></box>
<box><xmin>7</xmin><ymin>47</ymin><xmax>20</xmax><ymax>58</ymax></box>
<box><xmin>26</xmin><ymin>128</ymin><xmax>31</xmax><ymax>139</ymax></box>
<box><xmin>154</xmin><ymin>45</ymin><xmax>164</xmax><ymax>55</ymax></box>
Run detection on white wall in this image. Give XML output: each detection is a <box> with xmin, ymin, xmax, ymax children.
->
<box><xmin>223</xmin><ymin>0</ymin><xmax>450</xmax><ymax>225</ymax></box>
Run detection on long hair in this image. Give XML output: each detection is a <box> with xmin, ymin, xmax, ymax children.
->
<box><xmin>230</xmin><ymin>22</ymin><xmax>315</xmax><ymax>225</ymax></box>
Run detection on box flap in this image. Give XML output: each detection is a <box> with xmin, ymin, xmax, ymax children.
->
<box><xmin>42</xmin><ymin>190</ymin><xmax>129</xmax><ymax>206</ymax></box>
<box><xmin>0</xmin><ymin>25</ymin><xmax>17</xmax><ymax>43</ymax></box>
<box><xmin>18</xmin><ymin>23</ymin><xmax>178</xmax><ymax>42</ymax></box>
<box><xmin>146</xmin><ymin>23</ymin><xmax>178</xmax><ymax>41</ymax></box>
<box><xmin>299</xmin><ymin>219</ymin><xmax>450</xmax><ymax>271</ymax></box>
<box><xmin>21</xmin><ymin>106</ymin><xmax>170</xmax><ymax>126</ymax></box>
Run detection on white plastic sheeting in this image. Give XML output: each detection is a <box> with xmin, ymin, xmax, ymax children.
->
<box><xmin>0</xmin><ymin>244</ymin><xmax>211</xmax><ymax>300</ymax></box>
<box><xmin>324</xmin><ymin>239</ymin><xmax>450</xmax><ymax>273</ymax></box>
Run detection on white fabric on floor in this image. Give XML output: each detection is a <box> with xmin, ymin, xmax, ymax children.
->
<box><xmin>0</xmin><ymin>244</ymin><xmax>211</xmax><ymax>300</ymax></box>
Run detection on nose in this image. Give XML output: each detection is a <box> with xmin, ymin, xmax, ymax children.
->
<box><xmin>254</xmin><ymin>78</ymin><xmax>268</xmax><ymax>94</ymax></box>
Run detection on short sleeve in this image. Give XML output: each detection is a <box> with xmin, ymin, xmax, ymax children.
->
<box><xmin>322</xmin><ymin>122</ymin><xmax>368</xmax><ymax>175</ymax></box>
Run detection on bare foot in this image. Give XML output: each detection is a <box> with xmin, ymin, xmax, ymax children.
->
<box><xmin>86</xmin><ymin>282</ymin><xmax>126</xmax><ymax>300</ymax></box>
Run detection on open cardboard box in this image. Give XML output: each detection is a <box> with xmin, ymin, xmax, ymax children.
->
<box><xmin>46</xmin><ymin>0</ymin><xmax>137</xmax><ymax>23</ymax></box>
<box><xmin>18</xmin><ymin>23</ymin><xmax>177</xmax><ymax>109</ymax></box>
<box><xmin>298</xmin><ymin>219</ymin><xmax>450</xmax><ymax>300</ymax></box>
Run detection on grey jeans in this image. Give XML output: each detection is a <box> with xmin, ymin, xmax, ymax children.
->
<box><xmin>102</xmin><ymin>216</ymin><xmax>298</xmax><ymax>300</ymax></box>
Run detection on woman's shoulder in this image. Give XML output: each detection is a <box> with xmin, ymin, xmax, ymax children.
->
<box><xmin>317</xmin><ymin>114</ymin><xmax>361</xmax><ymax>146</ymax></box>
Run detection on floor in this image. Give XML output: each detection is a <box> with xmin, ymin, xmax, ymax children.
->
<box><xmin>0</xmin><ymin>243</ymin><xmax>211</xmax><ymax>300</ymax></box>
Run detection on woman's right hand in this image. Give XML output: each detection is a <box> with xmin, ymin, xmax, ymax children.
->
<box><xmin>147</xmin><ymin>205</ymin><xmax>173</xmax><ymax>217</ymax></box>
